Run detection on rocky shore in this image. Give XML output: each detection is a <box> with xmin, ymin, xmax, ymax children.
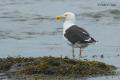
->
<box><xmin>0</xmin><ymin>56</ymin><xmax>117</xmax><ymax>77</ymax></box>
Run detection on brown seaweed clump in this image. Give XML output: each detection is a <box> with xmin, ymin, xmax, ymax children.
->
<box><xmin>0</xmin><ymin>56</ymin><xmax>116</xmax><ymax>76</ymax></box>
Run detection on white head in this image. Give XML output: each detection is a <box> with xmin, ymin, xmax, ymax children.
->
<box><xmin>56</xmin><ymin>12</ymin><xmax>76</xmax><ymax>23</ymax></box>
<box><xmin>56</xmin><ymin>12</ymin><xmax>76</xmax><ymax>33</ymax></box>
<box><xmin>63</xmin><ymin>12</ymin><xmax>76</xmax><ymax>22</ymax></box>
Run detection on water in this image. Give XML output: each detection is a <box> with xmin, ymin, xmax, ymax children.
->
<box><xmin>0</xmin><ymin>0</ymin><xmax>120</xmax><ymax>80</ymax></box>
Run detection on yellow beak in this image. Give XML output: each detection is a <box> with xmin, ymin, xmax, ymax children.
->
<box><xmin>56</xmin><ymin>16</ymin><xmax>65</xmax><ymax>20</ymax></box>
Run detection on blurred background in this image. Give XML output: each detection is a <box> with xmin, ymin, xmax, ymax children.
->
<box><xmin>0</xmin><ymin>0</ymin><xmax>120</xmax><ymax>66</ymax></box>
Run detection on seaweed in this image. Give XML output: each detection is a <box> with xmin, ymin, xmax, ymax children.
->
<box><xmin>0</xmin><ymin>56</ymin><xmax>117</xmax><ymax>76</ymax></box>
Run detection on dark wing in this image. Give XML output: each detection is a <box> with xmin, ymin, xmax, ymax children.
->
<box><xmin>64</xmin><ymin>25</ymin><xmax>96</xmax><ymax>44</ymax></box>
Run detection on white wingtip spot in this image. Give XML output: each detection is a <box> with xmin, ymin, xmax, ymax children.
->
<box><xmin>85</xmin><ymin>38</ymin><xmax>91</xmax><ymax>41</ymax></box>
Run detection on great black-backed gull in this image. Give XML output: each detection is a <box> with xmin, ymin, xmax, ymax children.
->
<box><xmin>56</xmin><ymin>12</ymin><xmax>96</xmax><ymax>59</ymax></box>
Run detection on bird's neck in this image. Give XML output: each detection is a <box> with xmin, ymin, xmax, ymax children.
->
<box><xmin>63</xmin><ymin>20</ymin><xmax>75</xmax><ymax>34</ymax></box>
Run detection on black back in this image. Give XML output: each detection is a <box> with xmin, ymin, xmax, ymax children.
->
<box><xmin>64</xmin><ymin>25</ymin><xmax>96</xmax><ymax>44</ymax></box>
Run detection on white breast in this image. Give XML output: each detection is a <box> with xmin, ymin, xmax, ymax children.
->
<box><xmin>63</xmin><ymin>21</ymin><xmax>74</xmax><ymax>34</ymax></box>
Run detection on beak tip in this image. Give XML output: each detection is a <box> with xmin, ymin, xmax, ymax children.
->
<box><xmin>55</xmin><ymin>16</ymin><xmax>65</xmax><ymax>20</ymax></box>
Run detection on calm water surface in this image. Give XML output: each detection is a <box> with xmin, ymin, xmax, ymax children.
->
<box><xmin>0</xmin><ymin>0</ymin><xmax>120</xmax><ymax>80</ymax></box>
